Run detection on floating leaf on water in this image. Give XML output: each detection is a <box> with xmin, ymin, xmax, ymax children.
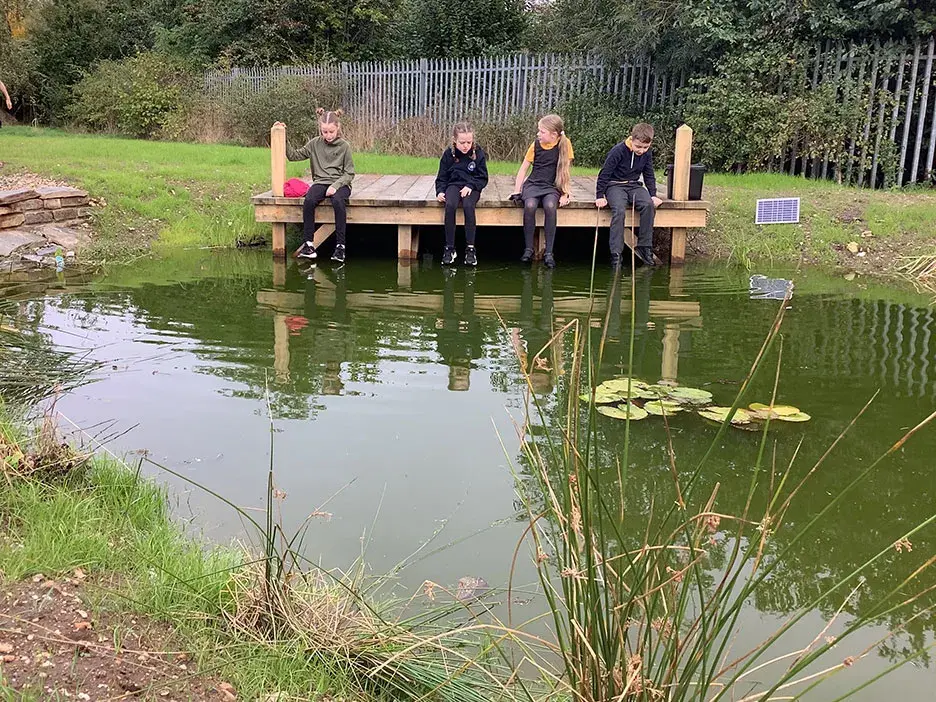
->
<box><xmin>601</xmin><ymin>377</ymin><xmax>650</xmax><ymax>392</ymax></box>
<box><xmin>748</xmin><ymin>403</ymin><xmax>802</xmax><ymax>420</ymax></box>
<box><xmin>456</xmin><ymin>576</ymin><xmax>489</xmax><ymax>601</ymax></box>
<box><xmin>666</xmin><ymin>386</ymin><xmax>714</xmax><ymax>405</ymax></box>
<box><xmin>775</xmin><ymin>411</ymin><xmax>811</xmax><ymax>422</ymax></box>
<box><xmin>644</xmin><ymin>384</ymin><xmax>673</xmax><ymax>398</ymax></box>
<box><xmin>697</xmin><ymin>406</ymin><xmax>753</xmax><ymax>425</ymax></box>
<box><xmin>596</xmin><ymin>404</ymin><xmax>649</xmax><ymax>421</ymax></box>
<box><xmin>579</xmin><ymin>389</ymin><xmax>625</xmax><ymax>404</ymax></box>
<box><xmin>643</xmin><ymin>400</ymin><xmax>685</xmax><ymax>416</ymax></box>
<box><xmin>599</xmin><ymin>380</ymin><xmax>656</xmax><ymax>399</ymax></box>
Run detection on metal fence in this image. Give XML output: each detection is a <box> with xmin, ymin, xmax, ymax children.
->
<box><xmin>204</xmin><ymin>53</ymin><xmax>682</xmax><ymax>124</ymax></box>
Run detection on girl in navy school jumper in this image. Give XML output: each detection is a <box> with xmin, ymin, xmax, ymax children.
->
<box><xmin>511</xmin><ymin>114</ymin><xmax>574</xmax><ymax>269</ymax></box>
<box><xmin>435</xmin><ymin>122</ymin><xmax>489</xmax><ymax>266</ymax></box>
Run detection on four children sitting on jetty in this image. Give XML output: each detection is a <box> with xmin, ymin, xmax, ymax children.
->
<box><xmin>281</xmin><ymin>109</ymin><xmax>663</xmax><ymax>268</ymax></box>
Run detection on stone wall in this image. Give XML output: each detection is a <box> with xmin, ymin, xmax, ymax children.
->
<box><xmin>0</xmin><ymin>187</ymin><xmax>92</xmax><ymax>266</ymax></box>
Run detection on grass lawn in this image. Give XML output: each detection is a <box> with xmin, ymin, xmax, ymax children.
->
<box><xmin>1</xmin><ymin>128</ymin><xmax>934</xmax><ymax>270</ymax></box>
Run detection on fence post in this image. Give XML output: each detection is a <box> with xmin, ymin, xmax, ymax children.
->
<box><xmin>419</xmin><ymin>58</ymin><xmax>429</xmax><ymax>116</ymax></box>
<box><xmin>670</xmin><ymin>124</ymin><xmax>693</xmax><ymax>266</ymax></box>
<box><xmin>270</xmin><ymin>123</ymin><xmax>287</xmax><ymax>258</ymax></box>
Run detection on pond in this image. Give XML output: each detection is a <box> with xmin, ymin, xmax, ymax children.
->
<box><xmin>2</xmin><ymin>250</ymin><xmax>935</xmax><ymax>699</ymax></box>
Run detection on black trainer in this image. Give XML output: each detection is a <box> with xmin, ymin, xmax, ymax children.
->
<box><xmin>331</xmin><ymin>244</ymin><xmax>346</xmax><ymax>263</ymax></box>
<box><xmin>543</xmin><ymin>253</ymin><xmax>556</xmax><ymax>269</ymax></box>
<box><xmin>636</xmin><ymin>247</ymin><xmax>657</xmax><ymax>266</ymax></box>
<box><xmin>520</xmin><ymin>248</ymin><xmax>534</xmax><ymax>263</ymax></box>
<box><xmin>464</xmin><ymin>246</ymin><xmax>477</xmax><ymax>266</ymax></box>
<box><xmin>442</xmin><ymin>246</ymin><xmax>457</xmax><ymax>265</ymax></box>
<box><xmin>297</xmin><ymin>242</ymin><xmax>317</xmax><ymax>259</ymax></box>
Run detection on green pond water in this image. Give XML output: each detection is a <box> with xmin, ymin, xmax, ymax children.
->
<box><xmin>2</xmin><ymin>250</ymin><xmax>935</xmax><ymax>699</ymax></box>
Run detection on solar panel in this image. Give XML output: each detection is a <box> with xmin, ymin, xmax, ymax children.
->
<box><xmin>755</xmin><ymin>198</ymin><xmax>800</xmax><ymax>225</ymax></box>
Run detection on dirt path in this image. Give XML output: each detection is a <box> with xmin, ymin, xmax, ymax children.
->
<box><xmin>0</xmin><ymin>573</ymin><xmax>234</xmax><ymax>700</ymax></box>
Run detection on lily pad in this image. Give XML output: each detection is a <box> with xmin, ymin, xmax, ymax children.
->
<box><xmin>775</xmin><ymin>411</ymin><xmax>811</xmax><ymax>422</ymax></box>
<box><xmin>666</xmin><ymin>386</ymin><xmax>714</xmax><ymax>405</ymax></box>
<box><xmin>749</xmin><ymin>402</ymin><xmax>801</xmax><ymax>417</ymax></box>
<box><xmin>697</xmin><ymin>406</ymin><xmax>753</xmax><ymax>425</ymax></box>
<box><xmin>643</xmin><ymin>400</ymin><xmax>685</xmax><ymax>416</ymax></box>
<box><xmin>601</xmin><ymin>377</ymin><xmax>650</xmax><ymax>391</ymax></box>
<box><xmin>597</xmin><ymin>404</ymin><xmax>649</xmax><ymax>421</ymax></box>
<box><xmin>579</xmin><ymin>389</ymin><xmax>625</xmax><ymax>404</ymax></box>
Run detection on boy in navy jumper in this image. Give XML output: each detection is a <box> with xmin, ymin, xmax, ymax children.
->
<box><xmin>595</xmin><ymin>123</ymin><xmax>663</xmax><ymax>267</ymax></box>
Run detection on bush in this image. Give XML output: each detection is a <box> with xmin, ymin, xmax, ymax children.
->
<box><xmin>219</xmin><ymin>76</ymin><xmax>343</xmax><ymax>147</ymax></box>
<box><xmin>683</xmin><ymin>47</ymin><xmax>866</xmax><ymax>173</ymax></box>
<box><xmin>560</xmin><ymin>90</ymin><xmax>678</xmax><ymax>168</ymax></box>
<box><xmin>473</xmin><ymin>112</ymin><xmax>539</xmax><ymax>162</ymax></box>
<box><xmin>67</xmin><ymin>53</ymin><xmax>197</xmax><ymax>138</ymax></box>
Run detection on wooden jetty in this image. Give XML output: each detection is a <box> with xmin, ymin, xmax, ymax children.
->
<box><xmin>252</xmin><ymin>124</ymin><xmax>709</xmax><ymax>265</ymax></box>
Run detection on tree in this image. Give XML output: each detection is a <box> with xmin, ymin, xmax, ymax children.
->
<box><xmin>394</xmin><ymin>0</ymin><xmax>528</xmax><ymax>58</ymax></box>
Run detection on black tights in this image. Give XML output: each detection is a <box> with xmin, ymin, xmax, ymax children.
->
<box><xmin>443</xmin><ymin>184</ymin><xmax>480</xmax><ymax>247</ymax></box>
<box><xmin>523</xmin><ymin>194</ymin><xmax>559</xmax><ymax>254</ymax></box>
<box><xmin>303</xmin><ymin>183</ymin><xmax>351</xmax><ymax>245</ymax></box>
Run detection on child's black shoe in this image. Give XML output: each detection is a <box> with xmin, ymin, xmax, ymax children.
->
<box><xmin>464</xmin><ymin>246</ymin><xmax>477</xmax><ymax>266</ymax></box>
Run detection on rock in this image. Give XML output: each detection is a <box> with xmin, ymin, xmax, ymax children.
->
<box><xmin>77</xmin><ymin>207</ymin><xmax>93</xmax><ymax>218</ymax></box>
<box><xmin>35</xmin><ymin>186</ymin><xmax>88</xmax><ymax>200</ymax></box>
<box><xmin>19</xmin><ymin>253</ymin><xmax>43</xmax><ymax>264</ymax></box>
<box><xmin>0</xmin><ymin>206</ymin><xmax>14</xmax><ymax>216</ymax></box>
<box><xmin>846</xmin><ymin>241</ymin><xmax>860</xmax><ymax>254</ymax></box>
<box><xmin>0</xmin><ymin>189</ymin><xmax>39</xmax><ymax>206</ymax></box>
<box><xmin>11</xmin><ymin>198</ymin><xmax>44</xmax><ymax>212</ymax></box>
<box><xmin>24</xmin><ymin>210</ymin><xmax>54</xmax><ymax>225</ymax></box>
<box><xmin>1</xmin><ymin>229</ymin><xmax>44</xmax><ymax>256</ymax></box>
<box><xmin>60</xmin><ymin>195</ymin><xmax>90</xmax><ymax>207</ymax></box>
<box><xmin>43</xmin><ymin>199</ymin><xmax>62</xmax><ymax>209</ymax></box>
<box><xmin>53</xmin><ymin>207</ymin><xmax>80</xmax><ymax>221</ymax></box>
<box><xmin>37</xmin><ymin>224</ymin><xmax>89</xmax><ymax>250</ymax></box>
<box><xmin>0</xmin><ymin>213</ymin><xmax>26</xmax><ymax>229</ymax></box>
<box><xmin>35</xmin><ymin>245</ymin><xmax>58</xmax><ymax>256</ymax></box>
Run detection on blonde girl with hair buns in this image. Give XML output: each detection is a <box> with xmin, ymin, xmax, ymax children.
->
<box><xmin>511</xmin><ymin>114</ymin><xmax>574</xmax><ymax>268</ymax></box>
<box><xmin>275</xmin><ymin>108</ymin><xmax>355</xmax><ymax>263</ymax></box>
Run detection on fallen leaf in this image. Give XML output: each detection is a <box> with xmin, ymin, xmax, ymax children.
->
<box><xmin>73</xmin><ymin>621</ymin><xmax>92</xmax><ymax>631</ymax></box>
<box><xmin>73</xmin><ymin>568</ymin><xmax>87</xmax><ymax>580</ymax></box>
<box><xmin>846</xmin><ymin>241</ymin><xmax>859</xmax><ymax>254</ymax></box>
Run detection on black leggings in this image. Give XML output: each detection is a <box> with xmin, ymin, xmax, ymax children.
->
<box><xmin>443</xmin><ymin>184</ymin><xmax>481</xmax><ymax>248</ymax></box>
<box><xmin>523</xmin><ymin>193</ymin><xmax>559</xmax><ymax>254</ymax></box>
<box><xmin>303</xmin><ymin>183</ymin><xmax>351</xmax><ymax>245</ymax></box>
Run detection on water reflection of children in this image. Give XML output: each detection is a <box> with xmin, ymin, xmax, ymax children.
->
<box><xmin>512</xmin><ymin>268</ymin><xmax>556</xmax><ymax>395</ymax></box>
<box><xmin>299</xmin><ymin>266</ymin><xmax>350</xmax><ymax>395</ymax></box>
<box><xmin>435</xmin><ymin>270</ymin><xmax>483</xmax><ymax>391</ymax></box>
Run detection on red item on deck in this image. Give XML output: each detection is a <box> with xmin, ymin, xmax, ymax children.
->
<box><xmin>284</xmin><ymin>178</ymin><xmax>310</xmax><ymax>197</ymax></box>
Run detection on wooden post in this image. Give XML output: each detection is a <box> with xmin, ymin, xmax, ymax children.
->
<box><xmin>273</xmin><ymin>258</ymin><xmax>286</xmax><ymax>288</ymax></box>
<box><xmin>670</xmin><ymin>124</ymin><xmax>693</xmax><ymax>266</ymax></box>
<box><xmin>397</xmin><ymin>224</ymin><xmax>419</xmax><ymax>260</ymax></box>
<box><xmin>270</xmin><ymin>123</ymin><xmax>287</xmax><ymax>258</ymax></box>
<box><xmin>273</xmin><ymin>312</ymin><xmax>290</xmax><ymax>384</ymax></box>
<box><xmin>533</xmin><ymin>227</ymin><xmax>546</xmax><ymax>260</ymax></box>
<box><xmin>397</xmin><ymin>260</ymin><xmax>413</xmax><ymax>289</ymax></box>
<box><xmin>661</xmin><ymin>324</ymin><xmax>680</xmax><ymax>382</ymax></box>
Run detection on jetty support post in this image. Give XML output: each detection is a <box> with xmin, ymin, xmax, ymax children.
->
<box><xmin>670</xmin><ymin>124</ymin><xmax>693</xmax><ymax>266</ymax></box>
<box><xmin>270</xmin><ymin>124</ymin><xmax>287</xmax><ymax>258</ymax></box>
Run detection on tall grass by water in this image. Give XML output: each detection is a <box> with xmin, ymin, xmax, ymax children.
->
<box><xmin>501</xmin><ymin>245</ymin><xmax>936</xmax><ymax>700</ymax></box>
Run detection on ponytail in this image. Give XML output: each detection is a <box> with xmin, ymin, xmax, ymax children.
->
<box><xmin>556</xmin><ymin>131</ymin><xmax>572</xmax><ymax>196</ymax></box>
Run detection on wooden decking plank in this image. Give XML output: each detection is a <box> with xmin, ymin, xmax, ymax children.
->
<box><xmin>352</xmin><ymin>174</ymin><xmax>402</xmax><ymax>201</ymax></box>
<box><xmin>351</xmin><ymin>173</ymin><xmax>381</xmax><ymax>192</ymax></box>
<box><xmin>402</xmin><ymin>175</ymin><xmax>437</xmax><ymax>202</ymax></box>
<box><xmin>381</xmin><ymin>175</ymin><xmax>422</xmax><ymax>202</ymax></box>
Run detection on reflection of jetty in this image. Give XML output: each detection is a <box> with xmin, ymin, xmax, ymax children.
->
<box><xmin>258</xmin><ymin>264</ymin><xmax>701</xmax><ymax>388</ymax></box>
<box><xmin>251</xmin><ymin>125</ymin><xmax>709</xmax><ymax>264</ymax></box>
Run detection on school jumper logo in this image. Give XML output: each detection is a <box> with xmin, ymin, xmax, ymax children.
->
<box><xmin>468</xmin><ymin>162</ymin><xmax>476</xmax><ymax>171</ymax></box>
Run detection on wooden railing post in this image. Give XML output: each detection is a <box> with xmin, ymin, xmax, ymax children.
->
<box><xmin>270</xmin><ymin>123</ymin><xmax>287</xmax><ymax>257</ymax></box>
<box><xmin>669</xmin><ymin>124</ymin><xmax>693</xmax><ymax>265</ymax></box>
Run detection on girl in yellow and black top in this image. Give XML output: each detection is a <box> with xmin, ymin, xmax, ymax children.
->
<box><xmin>511</xmin><ymin>114</ymin><xmax>574</xmax><ymax>268</ymax></box>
